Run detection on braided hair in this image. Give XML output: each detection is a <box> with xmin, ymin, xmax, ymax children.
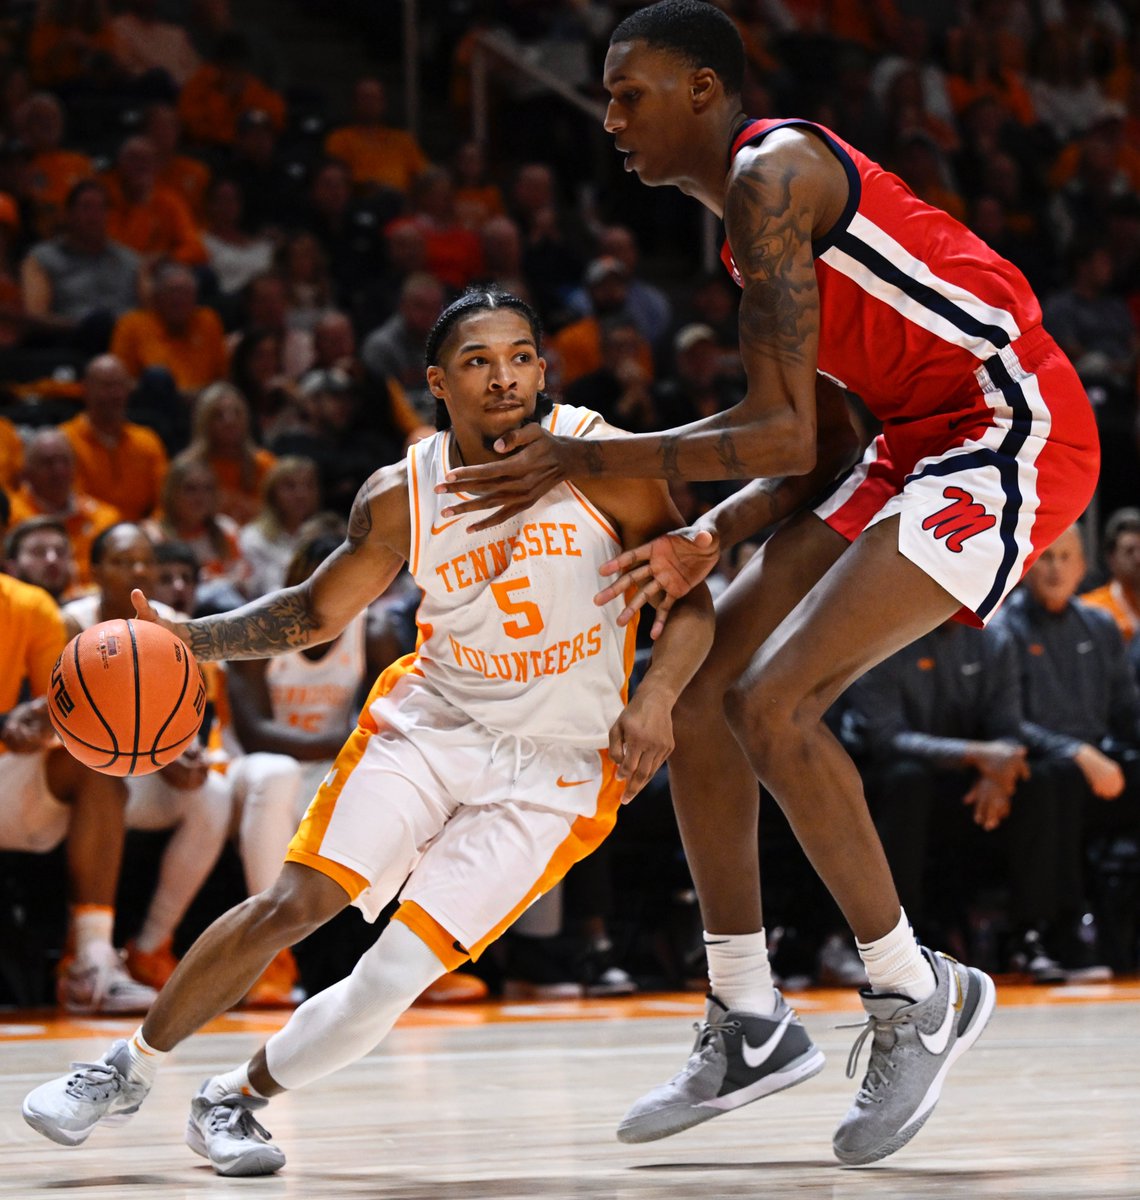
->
<box><xmin>423</xmin><ymin>288</ymin><xmax>554</xmax><ymax>430</ymax></box>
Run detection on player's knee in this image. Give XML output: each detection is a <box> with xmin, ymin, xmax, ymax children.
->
<box><xmin>255</xmin><ymin>865</ymin><xmax>346</xmax><ymax>940</ymax></box>
<box><xmin>724</xmin><ymin>670</ymin><xmax>809</xmax><ymax>756</ymax></box>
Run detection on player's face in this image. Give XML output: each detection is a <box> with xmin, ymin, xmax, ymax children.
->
<box><xmin>603</xmin><ymin>41</ymin><xmax>700</xmax><ymax>187</ymax></box>
<box><xmin>428</xmin><ymin>309</ymin><xmax>546</xmax><ymax>448</ymax></box>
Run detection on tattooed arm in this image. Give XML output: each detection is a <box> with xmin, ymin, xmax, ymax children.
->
<box><xmin>436</xmin><ymin>130</ymin><xmax>847</xmax><ymax>526</ymax></box>
<box><xmin>133</xmin><ymin>463</ymin><xmax>411</xmax><ymax>661</ymax></box>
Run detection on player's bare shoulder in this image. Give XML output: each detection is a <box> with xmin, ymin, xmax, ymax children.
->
<box><xmin>347</xmin><ymin>460</ymin><xmax>411</xmax><ymax>560</ymax></box>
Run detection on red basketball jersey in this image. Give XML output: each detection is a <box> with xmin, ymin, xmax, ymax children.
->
<box><xmin>720</xmin><ymin>118</ymin><xmax>1043</xmax><ymax>422</ymax></box>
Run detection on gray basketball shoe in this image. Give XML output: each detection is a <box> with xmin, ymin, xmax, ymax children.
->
<box><xmin>617</xmin><ymin>992</ymin><xmax>825</xmax><ymax>1143</ymax></box>
<box><xmin>186</xmin><ymin>1083</ymin><xmax>286</xmax><ymax>1176</ymax></box>
<box><xmin>833</xmin><ymin>948</ymin><xmax>996</xmax><ymax>1165</ymax></box>
<box><xmin>22</xmin><ymin>1040</ymin><xmax>150</xmax><ymax>1146</ymax></box>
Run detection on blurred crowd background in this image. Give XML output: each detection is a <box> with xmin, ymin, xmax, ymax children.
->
<box><xmin>1</xmin><ymin>0</ymin><xmax>1140</xmax><ymax>1015</ymax></box>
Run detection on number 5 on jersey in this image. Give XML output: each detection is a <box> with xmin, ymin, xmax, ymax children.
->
<box><xmin>490</xmin><ymin>576</ymin><xmax>545</xmax><ymax>639</ymax></box>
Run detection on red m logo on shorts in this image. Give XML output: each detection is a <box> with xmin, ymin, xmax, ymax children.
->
<box><xmin>921</xmin><ymin>486</ymin><xmax>997</xmax><ymax>552</ymax></box>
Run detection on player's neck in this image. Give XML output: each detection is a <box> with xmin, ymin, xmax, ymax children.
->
<box><xmin>448</xmin><ymin>429</ymin><xmax>499</xmax><ymax>469</ymax></box>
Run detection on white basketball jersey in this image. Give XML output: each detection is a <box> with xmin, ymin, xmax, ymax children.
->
<box><xmin>265</xmin><ymin>612</ymin><xmax>366</xmax><ymax>736</ymax></box>
<box><xmin>406</xmin><ymin>404</ymin><xmax>636</xmax><ymax>748</ymax></box>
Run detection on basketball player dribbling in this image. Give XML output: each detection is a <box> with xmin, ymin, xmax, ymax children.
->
<box><xmin>22</xmin><ymin>289</ymin><xmax>714</xmax><ymax>1176</ymax></box>
<box><xmin>435</xmin><ymin>1</ymin><xmax>1100</xmax><ymax>1164</ymax></box>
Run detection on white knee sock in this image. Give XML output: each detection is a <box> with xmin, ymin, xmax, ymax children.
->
<box><xmin>263</xmin><ymin>919</ymin><xmax>447</xmax><ymax>1091</ymax></box>
<box><xmin>703</xmin><ymin>929</ymin><xmax>777</xmax><ymax>1016</ymax></box>
<box><xmin>857</xmin><ymin>909</ymin><xmax>936</xmax><ymax>1000</ymax></box>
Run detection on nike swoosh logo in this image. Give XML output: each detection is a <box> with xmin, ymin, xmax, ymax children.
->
<box><xmin>431</xmin><ymin>517</ymin><xmax>462</xmax><ymax>535</ymax></box>
<box><xmin>917</xmin><ymin>971</ymin><xmax>960</xmax><ymax>1056</ymax></box>
<box><xmin>556</xmin><ymin>775</ymin><xmax>592</xmax><ymax>788</ymax></box>
<box><xmin>741</xmin><ymin>1011</ymin><xmax>793</xmax><ymax>1069</ymax></box>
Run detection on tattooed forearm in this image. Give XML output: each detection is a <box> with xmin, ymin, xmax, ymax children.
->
<box><xmin>186</xmin><ymin>589</ymin><xmax>320</xmax><ymax>661</ymax></box>
<box><xmin>346</xmin><ymin>481</ymin><xmax>374</xmax><ymax>552</ymax></box>
<box><xmin>659</xmin><ymin>435</ymin><xmax>680</xmax><ymax>481</ymax></box>
<box><xmin>580</xmin><ymin>438</ymin><xmax>605</xmax><ymax>476</ymax></box>
<box><xmin>714</xmin><ymin>430</ymin><xmax>747</xmax><ymax>477</ymax></box>
<box><xmin>725</xmin><ymin>163</ymin><xmax>818</xmax><ymax>365</ymax></box>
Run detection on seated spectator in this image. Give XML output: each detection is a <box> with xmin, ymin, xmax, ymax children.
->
<box><xmin>228</xmin><ymin>325</ymin><xmax>299</xmax><ymax>442</ymax></box>
<box><xmin>237</xmin><ymin>455</ymin><xmax>321</xmax><ymax>597</ymax></box>
<box><xmin>944</xmin><ymin>18</ymin><xmax>1036</xmax><ymax>128</ymax></box>
<box><xmin>8</xmin><ymin>428</ymin><xmax>119</xmax><ymax>587</ymax></box>
<box><xmin>869</xmin><ymin>14</ymin><xmax>955</xmax><ymax>128</ymax></box>
<box><xmin>62</xmin><ymin>521</ymin><xmax>231</xmax><ymax>992</ymax></box>
<box><xmin>1081</xmin><ymin>507</ymin><xmax>1140</xmax><ymax>643</ymax></box>
<box><xmin>201</xmin><ymin>176</ymin><xmax>274</xmax><ymax>298</ymax></box>
<box><xmin>1042</xmin><ymin>235</ymin><xmax>1138</xmax><ymax>397</ymax></box>
<box><xmin>110</xmin><ymin>262</ymin><xmax>228</xmax><ymax>396</ymax></box>
<box><xmin>991</xmin><ymin>525</ymin><xmax>1138</xmax><ymax>978</ymax></box>
<box><xmin>297</xmin><ymin>158</ymin><xmax>389</xmax><ymax>320</ymax></box>
<box><xmin>563</xmin><ymin>317</ymin><xmax>656</xmax><ymax>432</ymax></box>
<box><xmin>221</xmin><ymin>107</ymin><xmax>299</xmax><ymax>235</ymax></box>
<box><xmin>183</xmin><ymin>381</ymin><xmax>275</xmax><ymax>524</ymax></box>
<box><xmin>889</xmin><ymin>129</ymin><xmax>967</xmax><ymax>222</ymax></box>
<box><xmin>452</xmin><ymin>139</ymin><xmax>504</xmax><ymax>229</ymax></box>
<box><xmin>323</xmin><ymin>76</ymin><xmax>428</xmax><ymax>197</ymax></box>
<box><xmin>28</xmin><ymin>0</ymin><xmax>122</xmax><ymax>91</ymax></box>
<box><xmin>565</xmin><ymin>224</ymin><xmax>672</xmax><ymax>350</ymax></box>
<box><xmin>142</xmin><ymin>102</ymin><xmax>211</xmax><ymax>224</ymax></box>
<box><xmin>275</xmin><ymin>230</ymin><xmax>337</xmax><ymax>335</ymax></box>
<box><xmin>59</xmin><ymin>353</ymin><xmax>168</xmax><ymax>520</ymax></box>
<box><xmin>353</xmin><ymin>219</ymin><xmax>429</xmax><ymax>331</ymax></box>
<box><xmin>388</xmin><ymin>166</ymin><xmax>484</xmax><ymax>291</ymax></box>
<box><xmin>235</xmin><ymin>272</ymin><xmax>314</xmax><ymax>379</ymax></box>
<box><xmin>0</xmin><ymin>491</ymin><xmax>155</xmax><ymax>1014</ymax></box>
<box><xmin>845</xmin><ymin>621</ymin><xmax>1054</xmax><ymax>967</ymax></box>
<box><xmin>550</xmin><ymin>257</ymin><xmax>654</xmax><ymax>387</ymax></box>
<box><xmin>654</xmin><ymin>323</ymin><xmax>742</xmax><ymax>426</ymax></box>
<box><xmin>510</xmin><ymin>162</ymin><xmax>588</xmax><ymax>322</ymax></box>
<box><xmin>479</xmin><ymin>213</ymin><xmax>523</xmax><ymax>288</ymax></box>
<box><xmin>144</xmin><ymin>451</ymin><xmax>249</xmax><ymax>607</ymax></box>
<box><xmin>21</xmin><ymin>179</ymin><xmax>140</xmax><ymax>352</ymax></box>
<box><xmin>14</xmin><ymin>91</ymin><xmax>93</xmax><ymax>238</ymax></box>
<box><xmin>4</xmin><ymin>515</ymin><xmax>76</xmax><ymax>602</ymax></box>
<box><xmin>178</xmin><ymin>31</ymin><xmax>285</xmax><ymax>148</ymax></box>
<box><xmin>360</xmin><ymin>272</ymin><xmax>446</xmax><ymax>422</ymax></box>
<box><xmin>0</xmin><ymin>412</ymin><xmax>23</xmax><ymax>489</ymax></box>
<box><xmin>111</xmin><ymin>0</ymin><xmax>201</xmax><ymax>90</ymax></box>
<box><xmin>270</xmin><ymin>368</ymin><xmax>395</xmax><ymax>515</ymax></box>
<box><xmin>101</xmin><ymin>135</ymin><xmax>206</xmax><ymax>266</ymax></box>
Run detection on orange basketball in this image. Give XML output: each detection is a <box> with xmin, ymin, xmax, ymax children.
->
<box><xmin>48</xmin><ymin>619</ymin><xmax>207</xmax><ymax>777</ymax></box>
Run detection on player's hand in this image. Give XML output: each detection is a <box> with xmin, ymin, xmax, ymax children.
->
<box><xmin>1073</xmin><ymin>743</ymin><xmax>1126</xmax><ymax>799</ymax></box>
<box><xmin>160</xmin><ymin>743</ymin><xmax>208</xmax><ymax>790</ymax></box>
<box><xmin>594</xmin><ymin>527</ymin><xmax>719</xmax><ymax>640</ymax></box>
<box><xmin>434</xmin><ymin>424</ymin><xmax>572</xmax><ymax>531</ymax></box>
<box><xmin>969</xmin><ymin>740</ymin><xmax>1030</xmax><ymax>794</ymax></box>
<box><xmin>608</xmin><ymin>685</ymin><xmax>674</xmax><ymax>803</ymax></box>
<box><xmin>962</xmin><ymin>776</ymin><xmax>1011</xmax><ymax>830</ymax></box>
<box><xmin>131</xmin><ymin>589</ymin><xmax>187</xmax><ymax>641</ymax></box>
<box><xmin>1</xmin><ymin>698</ymin><xmax>55</xmax><ymax>752</ymax></box>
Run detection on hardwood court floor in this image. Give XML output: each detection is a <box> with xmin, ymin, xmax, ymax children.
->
<box><xmin>3</xmin><ymin>981</ymin><xmax>1138</xmax><ymax>1200</ymax></box>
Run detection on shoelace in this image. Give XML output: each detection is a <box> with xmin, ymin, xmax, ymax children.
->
<box><xmin>667</xmin><ymin>1015</ymin><xmax>741</xmax><ymax>1084</ymax></box>
<box><xmin>489</xmin><ymin>731</ymin><xmax>538</xmax><ymax>782</ymax></box>
<box><xmin>206</xmin><ymin>1100</ymin><xmax>274</xmax><ymax>1144</ymax></box>
<box><xmin>64</xmin><ymin>1061</ymin><xmax>122</xmax><ymax>1102</ymax></box>
<box><xmin>839</xmin><ymin>1013</ymin><xmax>908</xmax><ymax>1102</ymax></box>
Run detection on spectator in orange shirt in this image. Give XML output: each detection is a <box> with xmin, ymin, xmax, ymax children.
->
<box><xmin>178</xmin><ymin>32</ymin><xmax>285</xmax><ymax>149</ymax></box>
<box><xmin>14</xmin><ymin>91</ymin><xmax>93</xmax><ymax>237</ymax></box>
<box><xmin>59</xmin><ymin>353</ymin><xmax>168</xmax><ymax>520</ymax></box>
<box><xmin>1082</xmin><ymin>507</ymin><xmax>1140</xmax><ymax>643</ymax></box>
<box><xmin>452</xmin><ymin>139</ymin><xmax>504</xmax><ymax>230</ymax></box>
<box><xmin>324</xmin><ymin>76</ymin><xmax>428</xmax><ymax>197</ymax></box>
<box><xmin>183</xmin><ymin>381</ymin><xmax>275</xmax><ymax>524</ymax></box>
<box><xmin>27</xmin><ymin>0</ymin><xmax>122</xmax><ymax>91</ymax></box>
<box><xmin>111</xmin><ymin>262</ymin><xmax>228</xmax><ymax>396</ymax></box>
<box><xmin>388</xmin><ymin>167</ymin><xmax>484</xmax><ymax>291</ymax></box>
<box><xmin>143</xmin><ymin>102</ymin><xmax>211</xmax><ymax>224</ymax></box>
<box><xmin>102</xmin><ymin>135</ymin><xmax>206</xmax><ymax>266</ymax></box>
<box><xmin>8</xmin><ymin>428</ymin><xmax>120</xmax><ymax>586</ymax></box>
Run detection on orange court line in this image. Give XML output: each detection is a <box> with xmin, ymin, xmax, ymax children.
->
<box><xmin>2</xmin><ymin>977</ymin><xmax>1138</xmax><ymax>1043</ymax></box>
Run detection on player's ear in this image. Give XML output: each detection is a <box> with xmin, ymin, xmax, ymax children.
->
<box><xmin>536</xmin><ymin>356</ymin><xmax>546</xmax><ymax>390</ymax></box>
<box><xmin>425</xmin><ymin>365</ymin><xmax>446</xmax><ymax>398</ymax></box>
<box><xmin>689</xmin><ymin>68</ymin><xmax>717</xmax><ymax>111</ymax></box>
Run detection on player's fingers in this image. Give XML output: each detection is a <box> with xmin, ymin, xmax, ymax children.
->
<box><xmin>468</xmin><ymin>501</ymin><xmax>532</xmax><ymax>533</ymax></box>
<box><xmin>650</xmin><ymin>594</ymin><xmax>676</xmax><ymax>641</ymax></box>
<box><xmin>131</xmin><ymin>588</ymin><xmax>156</xmax><ymax>621</ymax></box>
<box><xmin>599</xmin><ymin>546</ymin><xmax>649</xmax><ymax>578</ymax></box>
<box><xmin>608</xmin><ymin>722</ymin><xmax>625</xmax><ymax>769</ymax></box>
<box><xmin>594</xmin><ymin>565</ymin><xmax>652</xmax><ymax>606</ymax></box>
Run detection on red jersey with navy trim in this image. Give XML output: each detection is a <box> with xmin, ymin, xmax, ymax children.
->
<box><xmin>721</xmin><ymin>118</ymin><xmax>1044</xmax><ymax>422</ymax></box>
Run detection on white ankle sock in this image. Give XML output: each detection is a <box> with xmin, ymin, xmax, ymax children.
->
<box><xmin>703</xmin><ymin>930</ymin><xmax>777</xmax><ymax>1016</ymax></box>
<box><xmin>857</xmin><ymin>909</ymin><xmax>936</xmax><ymax>1000</ymax></box>
<box><xmin>204</xmin><ymin>1062</ymin><xmax>264</xmax><ymax>1102</ymax></box>
<box><xmin>72</xmin><ymin>905</ymin><xmax>115</xmax><ymax>962</ymax></box>
<box><xmin>124</xmin><ymin>1026</ymin><xmax>166</xmax><ymax>1087</ymax></box>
